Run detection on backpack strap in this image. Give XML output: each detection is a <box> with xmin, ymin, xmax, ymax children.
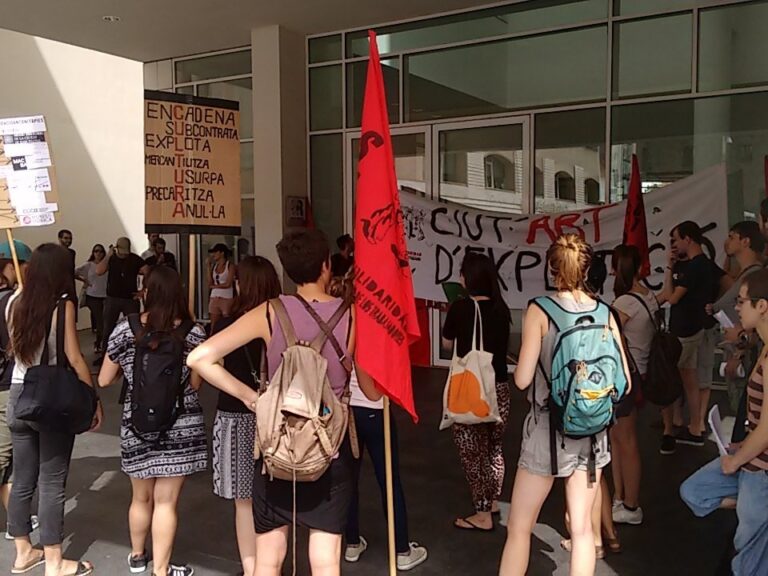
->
<box><xmin>0</xmin><ymin>292</ymin><xmax>13</xmax><ymax>355</ymax></box>
<box><xmin>55</xmin><ymin>299</ymin><xmax>67</xmax><ymax>368</ymax></box>
<box><xmin>294</xmin><ymin>295</ymin><xmax>352</xmax><ymax>370</ymax></box>
<box><xmin>270</xmin><ymin>298</ymin><xmax>297</xmax><ymax>347</ymax></box>
<box><xmin>121</xmin><ymin>314</ymin><xmax>144</xmax><ymax>405</ymax></box>
<box><xmin>127</xmin><ymin>313</ymin><xmax>143</xmax><ymax>339</ymax></box>
<box><xmin>624</xmin><ymin>292</ymin><xmax>659</xmax><ymax>331</ymax></box>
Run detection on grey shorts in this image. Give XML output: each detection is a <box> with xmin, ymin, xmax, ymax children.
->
<box><xmin>0</xmin><ymin>389</ymin><xmax>12</xmax><ymax>484</ymax></box>
<box><xmin>678</xmin><ymin>330</ymin><xmax>705</xmax><ymax>371</ymax></box>
<box><xmin>696</xmin><ymin>327</ymin><xmax>718</xmax><ymax>390</ymax></box>
<box><xmin>517</xmin><ymin>409</ymin><xmax>610</xmax><ymax>478</ymax></box>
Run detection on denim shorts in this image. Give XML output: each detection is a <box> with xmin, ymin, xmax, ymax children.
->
<box><xmin>680</xmin><ymin>457</ymin><xmax>768</xmax><ymax>575</ymax></box>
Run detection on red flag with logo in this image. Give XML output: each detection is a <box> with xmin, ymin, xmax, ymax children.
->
<box><xmin>354</xmin><ymin>31</ymin><xmax>420</xmax><ymax>422</ymax></box>
<box><xmin>622</xmin><ymin>154</ymin><xmax>651</xmax><ymax>278</ymax></box>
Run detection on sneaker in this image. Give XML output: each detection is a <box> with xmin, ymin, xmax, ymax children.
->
<box><xmin>345</xmin><ymin>536</ymin><xmax>368</xmax><ymax>563</ymax></box>
<box><xmin>128</xmin><ymin>551</ymin><xmax>149</xmax><ymax>574</ymax></box>
<box><xmin>612</xmin><ymin>503</ymin><xmax>643</xmax><ymax>525</ymax></box>
<box><xmin>5</xmin><ymin>515</ymin><xmax>40</xmax><ymax>540</ymax></box>
<box><xmin>660</xmin><ymin>434</ymin><xmax>677</xmax><ymax>455</ymax></box>
<box><xmin>166</xmin><ymin>566</ymin><xmax>194</xmax><ymax>576</ymax></box>
<box><xmin>676</xmin><ymin>429</ymin><xmax>705</xmax><ymax>447</ymax></box>
<box><xmin>611</xmin><ymin>499</ymin><xmax>624</xmax><ymax>513</ymax></box>
<box><xmin>397</xmin><ymin>542</ymin><xmax>428</xmax><ymax>571</ymax></box>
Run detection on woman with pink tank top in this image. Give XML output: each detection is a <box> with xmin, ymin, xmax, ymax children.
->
<box><xmin>189</xmin><ymin>229</ymin><xmax>381</xmax><ymax>576</ymax></box>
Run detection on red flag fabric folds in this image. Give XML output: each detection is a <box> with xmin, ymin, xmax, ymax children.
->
<box><xmin>353</xmin><ymin>31</ymin><xmax>420</xmax><ymax>422</ymax></box>
<box><xmin>623</xmin><ymin>154</ymin><xmax>651</xmax><ymax>278</ymax></box>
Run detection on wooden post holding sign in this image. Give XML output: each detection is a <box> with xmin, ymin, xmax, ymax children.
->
<box><xmin>0</xmin><ymin>115</ymin><xmax>61</xmax><ymax>288</ymax></box>
<box><xmin>143</xmin><ymin>91</ymin><xmax>241</xmax><ymax>318</ymax></box>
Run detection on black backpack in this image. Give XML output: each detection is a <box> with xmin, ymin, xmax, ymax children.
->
<box><xmin>121</xmin><ymin>314</ymin><xmax>194</xmax><ymax>440</ymax></box>
<box><xmin>626</xmin><ymin>293</ymin><xmax>683</xmax><ymax>406</ymax></box>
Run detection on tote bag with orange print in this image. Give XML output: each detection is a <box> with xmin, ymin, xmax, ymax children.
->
<box><xmin>439</xmin><ymin>299</ymin><xmax>501</xmax><ymax>429</ymax></box>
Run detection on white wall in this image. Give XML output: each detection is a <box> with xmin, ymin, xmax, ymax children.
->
<box><xmin>0</xmin><ymin>28</ymin><xmax>145</xmax><ymax>280</ymax></box>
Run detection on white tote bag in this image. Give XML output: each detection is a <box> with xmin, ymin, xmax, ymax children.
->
<box><xmin>439</xmin><ymin>299</ymin><xmax>501</xmax><ymax>430</ymax></box>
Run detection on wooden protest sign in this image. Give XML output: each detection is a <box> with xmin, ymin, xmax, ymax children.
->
<box><xmin>144</xmin><ymin>90</ymin><xmax>241</xmax><ymax>235</ymax></box>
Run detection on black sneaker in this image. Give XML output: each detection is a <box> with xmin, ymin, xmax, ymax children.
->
<box><xmin>166</xmin><ymin>565</ymin><xmax>194</xmax><ymax>576</ymax></box>
<box><xmin>660</xmin><ymin>435</ymin><xmax>677</xmax><ymax>455</ymax></box>
<box><xmin>128</xmin><ymin>552</ymin><xmax>149</xmax><ymax>574</ymax></box>
<box><xmin>676</xmin><ymin>429</ymin><xmax>705</xmax><ymax>447</ymax></box>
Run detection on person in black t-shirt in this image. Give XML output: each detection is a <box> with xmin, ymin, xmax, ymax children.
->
<box><xmin>211</xmin><ymin>256</ymin><xmax>281</xmax><ymax>576</ymax></box>
<box><xmin>144</xmin><ymin>237</ymin><xmax>177</xmax><ymax>271</ymax></box>
<box><xmin>658</xmin><ymin>221</ymin><xmax>718</xmax><ymax>451</ymax></box>
<box><xmin>442</xmin><ymin>252</ymin><xmax>511</xmax><ymax>532</ymax></box>
<box><xmin>95</xmin><ymin>237</ymin><xmax>148</xmax><ymax>363</ymax></box>
<box><xmin>330</xmin><ymin>234</ymin><xmax>354</xmax><ymax>278</ymax></box>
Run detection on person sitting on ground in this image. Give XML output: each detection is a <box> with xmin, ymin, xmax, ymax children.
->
<box><xmin>188</xmin><ymin>228</ymin><xmax>381</xmax><ymax>576</ymax></box>
<box><xmin>331</xmin><ymin>234</ymin><xmax>354</xmax><ymax>278</ymax></box>
<box><xmin>680</xmin><ymin>269</ymin><xmax>768</xmax><ymax>576</ymax></box>
<box><xmin>499</xmin><ymin>234</ymin><xmax>631</xmax><ymax>576</ymax></box>
<box><xmin>330</xmin><ymin>273</ymin><xmax>428</xmax><ymax>571</ymax></box>
<box><xmin>442</xmin><ymin>252</ymin><xmax>511</xmax><ymax>532</ymax></box>
<box><xmin>98</xmin><ymin>266</ymin><xmax>208</xmax><ymax>576</ymax></box>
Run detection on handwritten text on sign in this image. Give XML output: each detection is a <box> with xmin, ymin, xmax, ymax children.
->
<box><xmin>144</xmin><ymin>91</ymin><xmax>241</xmax><ymax>234</ymax></box>
<box><xmin>400</xmin><ymin>165</ymin><xmax>728</xmax><ymax>309</ymax></box>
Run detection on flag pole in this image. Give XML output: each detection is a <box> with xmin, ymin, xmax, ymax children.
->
<box><xmin>383</xmin><ymin>395</ymin><xmax>397</xmax><ymax>576</ymax></box>
<box><xmin>188</xmin><ymin>234</ymin><xmax>196</xmax><ymax>318</ymax></box>
<box><xmin>5</xmin><ymin>229</ymin><xmax>22</xmax><ymax>289</ymax></box>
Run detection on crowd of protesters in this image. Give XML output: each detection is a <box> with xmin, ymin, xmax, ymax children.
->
<box><xmin>0</xmin><ymin>211</ymin><xmax>767</xmax><ymax>576</ymax></box>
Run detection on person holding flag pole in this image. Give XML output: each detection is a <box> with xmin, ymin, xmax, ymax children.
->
<box><xmin>351</xmin><ymin>30</ymin><xmax>423</xmax><ymax>576</ymax></box>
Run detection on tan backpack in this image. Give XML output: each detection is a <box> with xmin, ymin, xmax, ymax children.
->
<box><xmin>254</xmin><ymin>296</ymin><xmax>357</xmax><ymax>482</ymax></box>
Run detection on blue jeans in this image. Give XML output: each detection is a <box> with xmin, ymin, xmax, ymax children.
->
<box><xmin>680</xmin><ymin>457</ymin><xmax>768</xmax><ymax>575</ymax></box>
<box><xmin>345</xmin><ymin>407</ymin><xmax>410</xmax><ymax>554</ymax></box>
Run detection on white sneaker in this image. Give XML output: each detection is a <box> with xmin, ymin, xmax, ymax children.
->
<box><xmin>5</xmin><ymin>515</ymin><xmax>39</xmax><ymax>540</ymax></box>
<box><xmin>397</xmin><ymin>542</ymin><xmax>428</xmax><ymax>571</ymax></box>
<box><xmin>611</xmin><ymin>499</ymin><xmax>624</xmax><ymax>512</ymax></box>
<box><xmin>344</xmin><ymin>536</ymin><xmax>368</xmax><ymax>563</ymax></box>
<box><xmin>612</xmin><ymin>503</ymin><xmax>643</xmax><ymax>525</ymax></box>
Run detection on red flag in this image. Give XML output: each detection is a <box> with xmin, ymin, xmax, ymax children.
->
<box><xmin>353</xmin><ymin>31</ymin><xmax>420</xmax><ymax>422</ymax></box>
<box><xmin>622</xmin><ymin>154</ymin><xmax>651</xmax><ymax>278</ymax></box>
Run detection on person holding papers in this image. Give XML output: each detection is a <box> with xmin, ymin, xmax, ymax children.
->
<box><xmin>680</xmin><ymin>269</ymin><xmax>768</xmax><ymax>576</ymax></box>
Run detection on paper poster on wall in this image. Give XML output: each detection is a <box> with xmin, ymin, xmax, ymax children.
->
<box><xmin>398</xmin><ymin>164</ymin><xmax>728</xmax><ymax>309</ymax></box>
<box><xmin>144</xmin><ymin>90</ymin><xmax>241</xmax><ymax>234</ymax></box>
<box><xmin>0</xmin><ymin>115</ymin><xmax>59</xmax><ymax>228</ymax></box>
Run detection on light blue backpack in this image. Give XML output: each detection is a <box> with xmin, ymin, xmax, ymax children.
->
<box><xmin>532</xmin><ymin>296</ymin><xmax>628</xmax><ymax>477</ymax></box>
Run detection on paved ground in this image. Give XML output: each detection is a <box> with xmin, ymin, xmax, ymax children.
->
<box><xmin>1</xmin><ymin>332</ymin><xmax>736</xmax><ymax>575</ymax></box>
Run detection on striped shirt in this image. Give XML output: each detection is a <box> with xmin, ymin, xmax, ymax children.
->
<box><xmin>744</xmin><ymin>362</ymin><xmax>768</xmax><ymax>472</ymax></box>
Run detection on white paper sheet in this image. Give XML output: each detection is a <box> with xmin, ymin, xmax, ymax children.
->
<box><xmin>708</xmin><ymin>405</ymin><xmax>729</xmax><ymax>457</ymax></box>
<box><xmin>714</xmin><ymin>310</ymin><xmax>735</xmax><ymax>329</ymax></box>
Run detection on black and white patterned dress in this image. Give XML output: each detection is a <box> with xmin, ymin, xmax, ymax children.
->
<box><xmin>107</xmin><ymin>319</ymin><xmax>208</xmax><ymax>479</ymax></box>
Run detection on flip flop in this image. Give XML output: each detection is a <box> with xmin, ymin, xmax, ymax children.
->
<box><xmin>11</xmin><ymin>552</ymin><xmax>45</xmax><ymax>574</ymax></box>
<box><xmin>454</xmin><ymin>517</ymin><xmax>495</xmax><ymax>532</ymax></box>
<box><xmin>61</xmin><ymin>561</ymin><xmax>94</xmax><ymax>576</ymax></box>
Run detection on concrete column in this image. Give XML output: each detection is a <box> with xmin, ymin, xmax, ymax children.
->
<box><xmin>251</xmin><ymin>25</ymin><xmax>307</xmax><ymax>275</ymax></box>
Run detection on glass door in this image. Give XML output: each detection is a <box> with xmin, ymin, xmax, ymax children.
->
<box><xmin>431</xmin><ymin>117</ymin><xmax>530</xmax><ymax>365</ymax></box>
<box><xmin>345</xmin><ymin>126</ymin><xmax>432</xmax><ymax>232</ymax></box>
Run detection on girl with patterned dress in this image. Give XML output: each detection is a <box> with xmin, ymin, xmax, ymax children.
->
<box><xmin>98</xmin><ymin>266</ymin><xmax>207</xmax><ymax>576</ymax></box>
<box><xmin>211</xmin><ymin>256</ymin><xmax>281</xmax><ymax>576</ymax></box>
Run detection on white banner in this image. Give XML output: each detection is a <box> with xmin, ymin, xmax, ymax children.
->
<box><xmin>401</xmin><ymin>164</ymin><xmax>729</xmax><ymax>308</ymax></box>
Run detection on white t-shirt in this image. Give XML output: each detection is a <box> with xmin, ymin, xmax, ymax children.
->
<box><xmin>612</xmin><ymin>290</ymin><xmax>659</xmax><ymax>375</ymax></box>
<box><xmin>349</xmin><ymin>365</ymin><xmax>383</xmax><ymax>410</ymax></box>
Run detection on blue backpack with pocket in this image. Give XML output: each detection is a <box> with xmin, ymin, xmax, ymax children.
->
<box><xmin>532</xmin><ymin>296</ymin><xmax>628</xmax><ymax>479</ymax></box>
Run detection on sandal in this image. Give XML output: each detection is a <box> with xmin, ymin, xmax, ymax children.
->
<box><xmin>454</xmin><ymin>517</ymin><xmax>495</xmax><ymax>532</ymax></box>
<box><xmin>601</xmin><ymin>532</ymin><xmax>621</xmax><ymax>554</ymax></box>
<box><xmin>11</xmin><ymin>550</ymin><xmax>45</xmax><ymax>574</ymax></box>
<box><xmin>62</xmin><ymin>561</ymin><xmax>94</xmax><ymax>576</ymax></box>
<box><xmin>559</xmin><ymin>539</ymin><xmax>605</xmax><ymax>560</ymax></box>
